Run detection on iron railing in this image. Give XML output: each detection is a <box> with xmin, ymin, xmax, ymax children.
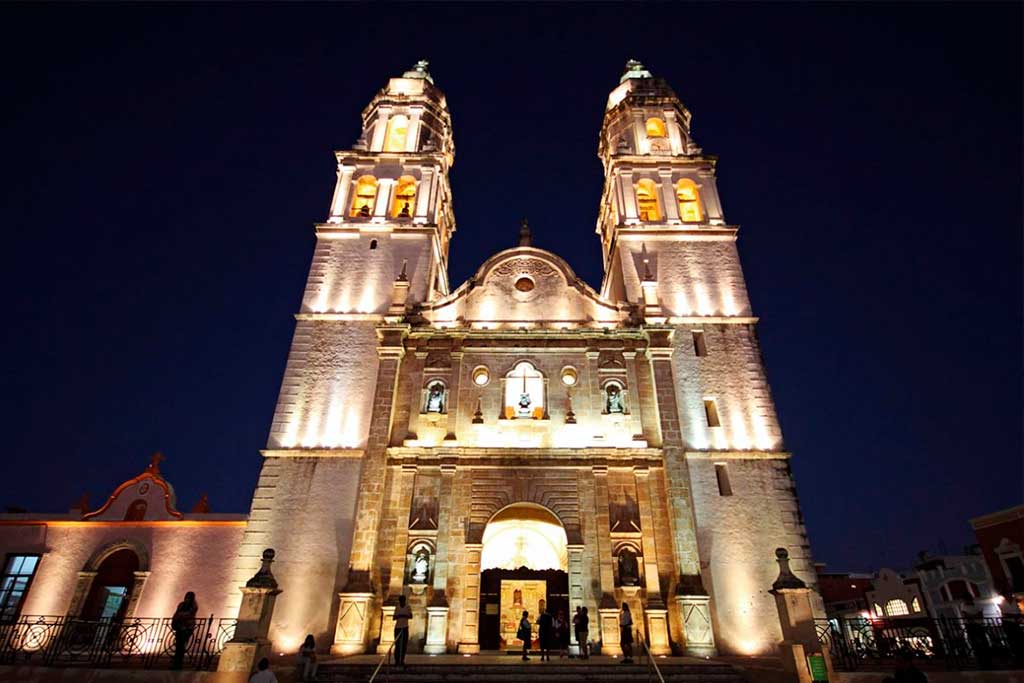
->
<box><xmin>0</xmin><ymin>614</ymin><xmax>236</xmax><ymax>670</ymax></box>
<box><xmin>817</xmin><ymin>615</ymin><xmax>1024</xmax><ymax>671</ymax></box>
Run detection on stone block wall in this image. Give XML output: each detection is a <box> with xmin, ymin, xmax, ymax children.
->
<box><xmin>226</xmin><ymin>456</ymin><xmax>362</xmax><ymax>651</ymax></box>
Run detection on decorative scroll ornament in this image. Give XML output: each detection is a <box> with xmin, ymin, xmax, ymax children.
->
<box><xmin>493</xmin><ymin>258</ymin><xmax>558</xmax><ymax>279</ymax></box>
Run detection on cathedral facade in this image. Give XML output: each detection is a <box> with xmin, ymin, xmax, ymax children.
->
<box><xmin>225</xmin><ymin>60</ymin><xmax>822</xmax><ymax>657</ymax></box>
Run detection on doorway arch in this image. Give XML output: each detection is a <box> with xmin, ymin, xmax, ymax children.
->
<box><xmin>81</xmin><ymin>548</ymin><xmax>139</xmax><ymax>619</ymax></box>
<box><xmin>478</xmin><ymin>503</ymin><xmax>569</xmax><ymax>651</ymax></box>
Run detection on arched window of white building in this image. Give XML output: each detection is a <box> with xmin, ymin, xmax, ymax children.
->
<box><xmin>504</xmin><ymin>361</ymin><xmax>545</xmax><ymax>419</ymax></box>
<box><xmin>350</xmin><ymin>175</ymin><xmax>378</xmax><ymax>217</ymax></box>
<box><xmin>635</xmin><ymin>178</ymin><xmax>661</xmax><ymax>222</ymax></box>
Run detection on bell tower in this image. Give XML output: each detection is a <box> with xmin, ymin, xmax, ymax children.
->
<box><xmin>596</xmin><ymin>60</ymin><xmax>743</xmax><ymax>319</ymax></box>
<box><xmin>314</xmin><ymin>59</ymin><xmax>456</xmax><ymax>311</ymax></box>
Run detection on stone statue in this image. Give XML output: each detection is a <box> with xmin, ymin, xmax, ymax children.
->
<box><xmin>618</xmin><ymin>549</ymin><xmax>640</xmax><ymax>586</ymax></box>
<box><xmin>517</xmin><ymin>391</ymin><xmax>533</xmax><ymax>417</ymax></box>
<box><xmin>412</xmin><ymin>551</ymin><xmax>430</xmax><ymax>583</ymax></box>
<box><xmin>606</xmin><ymin>385</ymin><xmax>625</xmax><ymax>413</ymax></box>
<box><xmin>426</xmin><ymin>383</ymin><xmax>445</xmax><ymax>413</ymax></box>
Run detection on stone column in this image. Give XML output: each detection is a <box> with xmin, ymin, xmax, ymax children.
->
<box><xmin>415</xmin><ymin>168</ymin><xmax>434</xmax><ymax>221</ymax></box>
<box><xmin>123</xmin><ymin>571</ymin><xmax>150</xmax><ymax>619</ymax></box>
<box><xmin>567</xmin><ymin>544</ymin><xmax>585</xmax><ymax>655</ymax></box>
<box><xmin>66</xmin><ymin>571</ymin><xmax>97</xmax><ymax>616</ymax></box>
<box><xmin>457</xmin><ymin>543</ymin><xmax>482</xmax><ymax>653</ymax></box>
<box><xmin>660</xmin><ymin>169</ymin><xmax>680</xmax><ymax>222</ymax></box>
<box><xmin>697</xmin><ymin>169</ymin><xmax>724</xmax><ymax>225</ymax></box>
<box><xmin>621</xmin><ymin>171</ymin><xmax>638</xmax><ymax>221</ymax></box>
<box><xmin>771</xmin><ymin>548</ymin><xmax>835</xmax><ymax>683</ymax></box>
<box><xmin>330</xmin><ymin>166</ymin><xmax>355</xmax><ymax>220</ymax></box>
<box><xmin>634</xmin><ymin>466</ymin><xmax>670</xmax><ymax>655</ymax></box>
<box><xmin>218</xmin><ymin>549</ymin><xmax>282</xmax><ymax>673</ymax></box>
<box><xmin>374</xmin><ymin>179</ymin><xmax>395</xmax><ymax>218</ymax></box>
<box><xmin>334</xmin><ymin>327</ymin><xmax>407</xmax><ymax>654</ymax></box>
<box><xmin>646</xmin><ymin>329</ymin><xmax>717</xmax><ymax>657</ymax></box>
<box><xmin>425</xmin><ymin>463</ymin><xmax>456</xmax><ymax>653</ymax></box>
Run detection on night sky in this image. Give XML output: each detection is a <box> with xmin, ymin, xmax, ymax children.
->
<box><xmin>2</xmin><ymin>4</ymin><xmax>1020</xmax><ymax>573</ymax></box>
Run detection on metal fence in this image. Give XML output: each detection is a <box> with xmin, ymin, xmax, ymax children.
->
<box><xmin>0</xmin><ymin>614</ymin><xmax>236</xmax><ymax>670</ymax></box>
<box><xmin>817</xmin><ymin>616</ymin><xmax>1024</xmax><ymax>671</ymax></box>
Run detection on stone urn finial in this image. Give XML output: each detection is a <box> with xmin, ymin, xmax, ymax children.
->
<box><xmin>246</xmin><ymin>548</ymin><xmax>278</xmax><ymax>589</ymax></box>
<box><xmin>772</xmin><ymin>547</ymin><xmax>807</xmax><ymax>591</ymax></box>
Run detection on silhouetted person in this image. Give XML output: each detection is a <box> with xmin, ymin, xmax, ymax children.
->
<box><xmin>518</xmin><ymin>610</ymin><xmax>531</xmax><ymax>661</ymax></box>
<box><xmin>619</xmin><ymin>602</ymin><xmax>634</xmax><ymax>664</ymax></box>
<box><xmin>575</xmin><ymin>606</ymin><xmax>590</xmax><ymax>659</ymax></box>
<box><xmin>170</xmin><ymin>591</ymin><xmax>197</xmax><ymax>670</ymax></box>
<box><xmin>297</xmin><ymin>634</ymin><xmax>318</xmax><ymax>681</ymax></box>
<box><xmin>250</xmin><ymin>656</ymin><xmax>277</xmax><ymax>683</ymax></box>
<box><xmin>393</xmin><ymin>595</ymin><xmax>413</xmax><ymax>668</ymax></box>
<box><xmin>962</xmin><ymin>597</ymin><xmax>992</xmax><ymax>669</ymax></box>
<box><xmin>538</xmin><ymin>607</ymin><xmax>554</xmax><ymax>661</ymax></box>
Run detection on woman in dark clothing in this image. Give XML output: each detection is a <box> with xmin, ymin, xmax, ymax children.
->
<box><xmin>170</xmin><ymin>592</ymin><xmax>198</xmax><ymax>670</ymax></box>
<box><xmin>537</xmin><ymin>608</ymin><xmax>554</xmax><ymax>661</ymax></box>
<box><xmin>517</xmin><ymin>611</ymin><xmax>532</xmax><ymax>661</ymax></box>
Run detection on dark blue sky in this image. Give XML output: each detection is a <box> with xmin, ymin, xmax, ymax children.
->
<box><xmin>2</xmin><ymin>4</ymin><xmax>1020</xmax><ymax>572</ymax></box>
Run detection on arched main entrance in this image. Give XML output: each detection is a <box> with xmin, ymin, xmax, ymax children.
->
<box><xmin>478</xmin><ymin>503</ymin><xmax>569</xmax><ymax>650</ymax></box>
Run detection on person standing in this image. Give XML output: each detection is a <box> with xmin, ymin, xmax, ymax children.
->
<box><xmin>297</xmin><ymin>634</ymin><xmax>318</xmax><ymax>681</ymax></box>
<box><xmin>170</xmin><ymin>591</ymin><xmax>198</xmax><ymax>670</ymax></box>
<box><xmin>517</xmin><ymin>610</ymin><xmax>532</xmax><ymax>661</ymax></box>
<box><xmin>619</xmin><ymin>602</ymin><xmax>634</xmax><ymax>664</ymax></box>
<box><xmin>537</xmin><ymin>607</ymin><xmax>554</xmax><ymax>661</ymax></box>
<box><xmin>554</xmin><ymin>609</ymin><xmax>569</xmax><ymax>658</ymax></box>
<box><xmin>393</xmin><ymin>595</ymin><xmax>413</xmax><ymax>668</ymax></box>
<box><xmin>577</xmin><ymin>606</ymin><xmax>590</xmax><ymax>660</ymax></box>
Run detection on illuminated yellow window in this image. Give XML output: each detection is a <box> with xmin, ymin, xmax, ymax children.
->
<box><xmin>635</xmin><ymin>179</ymin><xmax>661</xmax><ymax>221</ymax></box>
<box><xmin>392</xmin><ymin>176</ymin><xmax>417</xmax><ymax>218</ymax></box>
<box><xmin>350</xmin><ymin>175</ymin><xmax>378</xmax><ymax>217</ymax></box>
<box><xmin>645</xmin><ymin>117</ymin><xmax>667</xmax><ymax>138</ymax></box>
<box><xmin>676</xmin><ymin>179</ymin><xmax>703</xmax><ymax>222</ymax></box>
<box><xmin>383</xmin><ymin>114</ymin><xmax>409</xmax><ymax>152</ymax></box>
<box><xmin>885</xmin><ymin>599</ymin><xmax>909</xmax><ymax>616</ymax></box>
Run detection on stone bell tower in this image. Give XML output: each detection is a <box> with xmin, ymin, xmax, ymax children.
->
<box><xmin>226</xmin><ymin>62</ymin><xmax>458</xmax><ymax>646</ymax></box>
<box><xmin>594</xmin><ymin>60</ymin><xmax>822</xmax><ymax>654</ymax></box>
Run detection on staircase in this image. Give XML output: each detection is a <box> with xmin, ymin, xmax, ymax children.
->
<box><xmin>317</xmin><ymin>659</ymin><xmax>748</xmax><ymax>682</ymax></box>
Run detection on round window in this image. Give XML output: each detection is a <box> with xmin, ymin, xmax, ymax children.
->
<box><xmin>560</xmin><ymin>367</ymin><xmax>579</xmax><ymax>386</ymax></box>
<box><xmin>472</xmin><ymin>366</ymin><xmax>490</xmax><ymax>386</ymax></box>
<box><xmin>514</xmin><ymin>277</ymin><xmax>535</xmax><ymax>292</ymax></box>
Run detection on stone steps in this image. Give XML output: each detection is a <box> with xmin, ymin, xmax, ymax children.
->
<box><xmin>316</xmin><ymin>661</ymin><xmax>746</xmax><ymax>682</ymax></box>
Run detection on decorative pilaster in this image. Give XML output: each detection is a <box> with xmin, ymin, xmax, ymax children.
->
<box><xmin>66</xmin><ymin>571</ymin><xmax>97</xmax><ymax>617</ymax></box>
<box><xmin>457</xmin><ymin>542</ymin><xmax>482</xmax><ymax>653</ymax></box>
<box><xmin>646</xmin><ymin>329</ymin><xmax>717</xmax><ymax>656</ymax></box>
<box><xmin>567</xmin><ymin>544</ymin><xmax>585</xmax><ymax>655</ymax></box>
<box><xmin>123</xmin><ymin>571</ymin><xmax>150</xmax><ymax>619</ymax></box>
<box><xmin>634</xmin><ymin>466</ymin><xmax>670</xmax><ymax>655</ymax></box>
<box><xmin>591</xmin><ymin>466</ymin><xmax>618</xmax><ymax>609</ymax></box>
<box><xmin>335</xmin><ymin>327</ymin><xmax>408</xmax><ymax>654</ymax></box>
<box><xmin>218</xmin><ymin>549</ymin><xmax>282</xmax><ymax>673</ymax></box>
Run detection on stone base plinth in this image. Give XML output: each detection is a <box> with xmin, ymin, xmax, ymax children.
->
<box><xmin>424</xmin><ymin>606</ymin><xmax>450</xmax><ymax>654</ymax></box>
<box><xmin>645</xmin><ymin>606</ymin><xmax>671</xmax><ymax>656</ymax></box>
<box><xmin>333</xmin><ymin>592</ymin><xmax>375</xmax><ymax>655</ymax></box>
<box><xmin>675</xmin><ymin>594</ymin><xmax>717</xmax><ymax>657</ymax></box>
<box><xmin>377</xmin><ymin>605</ymin><xmax>396</xmax><ymax>654</ymax></box>
<box><xmin>598</xmin><ymin>607</ymin><xmax>622</xmax><ymax>656</ymax></box>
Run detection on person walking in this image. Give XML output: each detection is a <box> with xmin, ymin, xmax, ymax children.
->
<box><xmin>577</xmin><ymin>606</ymin><xmax>590</xmax><ymax>660</ymax></box>
<box><xmin>297</xmin><ymin>634</ymin><xmax>318</xmax><ymax>681</ymax></box>
<box><xmin>537</xmin><ymin>607</ymin><xmax>554</xmax><ymax>661</ymax></box>
<box><xmin>170</xmin><ymin>591</ymin><xmax>198</xmax><ymax>670</ymax></box>
<box><xmin>619</xmin><ymin>602</ymin><xmax>634</xmax><ymax>664</ymax></box>
<box><xmin>249</xmin><ymin>657</ymin><xmax>278</xmax><ymax>683</ymax></box>
<box><xmin>517</xmin><ymin>610</ymin><xmax>532</xmax><ymax>661</ymax></box>
<box><xmin>393</xmin><ymin>595</ymin><xmax>413</xmax><ymax>668</ymax></box>
<box><xmin>554</xmin><ymin>609</ymin><xmax>569</xmax><ymax>658</ymax></box>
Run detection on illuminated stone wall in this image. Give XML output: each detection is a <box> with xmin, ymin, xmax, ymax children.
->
<box><xmin>225</xmin><ymin>456</ymin><xmax>362</xmax><ymax>650</ymax></box>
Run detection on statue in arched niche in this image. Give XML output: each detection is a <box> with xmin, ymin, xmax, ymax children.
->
<box><xmin>425</xmin><ymin>383</ymin><xmax>445</xmax><ymax>413</ymax></box>
<box><xmin>411</xmin><ymin>549</ymin><xmax>430</xmax><ymax>583</ymax></box>
<box><xmin>618</xmin><ymin>548</ymin><xmax>640</xmax><ymax>586</ymax></box>
<box><xmin>606</xmin><ymin>384</ymin><xmax>625</xmax><ymax>414</ymax></box>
